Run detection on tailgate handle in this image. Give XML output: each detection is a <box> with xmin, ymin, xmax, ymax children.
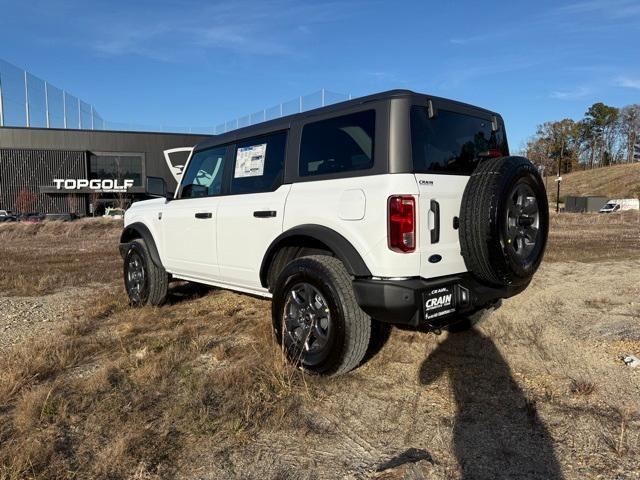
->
<box><xmin>430</xmin><ymin>200</ymin><xmax>440</xmax><ymax>244</ymax></box>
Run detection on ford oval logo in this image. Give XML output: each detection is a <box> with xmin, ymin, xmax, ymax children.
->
<box><xmin>428</xmin><ymin>254</ymin><xmax>442</xmax><ymax>264</ymax></box>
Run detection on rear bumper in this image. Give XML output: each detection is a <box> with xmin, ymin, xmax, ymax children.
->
<box><xmin>352</xmin><ymin>273</ymin><xmax>527</xmax><ymax>327</ymax></box>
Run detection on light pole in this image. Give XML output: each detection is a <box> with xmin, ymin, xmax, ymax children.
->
<box><xmin>555</xmin><ymin>176</ymin><xmax>563</xmax><ymax>213</ymax></box>
<box><xmin>555</xmin><ymin>150</ymin><xmax>563</xmax><ymax>213</ymax></box>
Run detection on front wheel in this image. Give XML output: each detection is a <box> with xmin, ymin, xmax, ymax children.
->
<box><xmin>124</xmin><ymin>239</ymin><xmax>169</xmax><ymax>307</ymax></box>
<box><xmin>272</xmin><ymin>255</ymin><xmax>371</xmax><ymax>376</ymax></box>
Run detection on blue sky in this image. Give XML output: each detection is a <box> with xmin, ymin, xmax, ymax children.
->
<box><xmin>1</xmin><ymin>0</ymin><xmax>639</xmax><ymax>149</ymax></box>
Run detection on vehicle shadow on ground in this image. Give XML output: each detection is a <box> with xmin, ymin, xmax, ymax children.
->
<box><xmin>166</xmin><ymin>281</ymin><xmax>216</xmax><ymax>305</ymax></box>
<box><xmin>419</xmin><ymin>328</ymin><xmax>563</xmax><ymax>480</ymax></box>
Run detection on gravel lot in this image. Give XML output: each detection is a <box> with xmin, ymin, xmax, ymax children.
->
<box><xmin>0</xmin><ymin>288</ymin><xmax>96</xmax><ymax>351</ymax></box>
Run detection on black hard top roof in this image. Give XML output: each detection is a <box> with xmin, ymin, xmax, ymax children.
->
<box><xmin>195</xmin><ymin>89</ymin><xmax>501</xmax><ymax>151</ymax></box>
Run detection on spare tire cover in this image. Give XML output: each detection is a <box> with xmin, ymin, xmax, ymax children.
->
<box><xmin>459</xmin><ymin>156</ymin><xmax>549</xmax><ymax>287</ymax></box>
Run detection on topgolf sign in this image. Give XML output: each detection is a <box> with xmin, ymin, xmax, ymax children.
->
<box><xmin>52</xmin><ymin>179</ymin><xmax>134</xmax><ymax>192</ymax></box>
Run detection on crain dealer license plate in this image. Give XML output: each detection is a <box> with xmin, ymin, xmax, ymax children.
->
<box><xmin>423</xmin><ymin>286</ymin><xmax>456</xmax><ymax>320</ymax></box>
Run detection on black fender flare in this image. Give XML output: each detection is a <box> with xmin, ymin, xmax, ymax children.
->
<box><xmin>119</xmin><ymin>222</ymin><xmax>163</xmax><ymax>268</ymax></box>
<box><xmin>259</xmin><ymin>224</ymin><xmax>371</xmax><ymax>288</ymax></box>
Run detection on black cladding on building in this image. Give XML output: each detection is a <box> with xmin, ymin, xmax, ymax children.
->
<box><xmin>0</xmin><ymin>127</ymin><xmax>210</xmax><ymax>214</ymax></box>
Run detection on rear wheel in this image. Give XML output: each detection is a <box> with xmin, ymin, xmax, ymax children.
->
<box><xmin>272</xmin><ymin>255</ymin><xmax>371</xmax><ymax>376</ymax></box>
<box><xmin>123</xmin><ymin>239</ymin><xmax>169</xmax><ymax>307</ymax></box>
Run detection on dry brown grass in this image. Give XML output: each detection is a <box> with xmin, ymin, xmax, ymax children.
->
<box><xmin>569</xmin><ymin>377</ymin><xmax>597</xmax><ymax>396</ymax></box>
<box><xmin>545</xmin><ymin>211</ymin><xmax>640</xmax><ymax>262</ymax></box>
<box><xmin>545</xmin><ymin>162</ymin><xmax>640</xmax><ymax>200</ymax></box>
<box><xmin>0</xmin><ymin>287</ymin><xmax>313</xmax><ymax>479</ymax></box>
<box><xmin>0</xmin><ymin>219</ymin><xmax>121</xmax><ymax>296</ymax></box>
<box><xmin>0</xmin><ymin>217</ymin><xmax>638</xmax><ymax>479</ymax></box>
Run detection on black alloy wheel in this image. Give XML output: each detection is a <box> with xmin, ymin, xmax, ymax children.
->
<box><xmin>281</xmin><ymin>282</ymin><xmax>332</xmax><ymax>366</ymax></box>
<box><xmin>125</xmin><ymin>250</ymin><xmax>148</xmax><ymax>305</ymax></box>
<box><xmin>503</xmin><ymin>181</ymin><xmax>541</xmax><ymax>263</ymax></box>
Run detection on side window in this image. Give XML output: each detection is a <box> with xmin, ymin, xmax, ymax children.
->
<box><xmin>299</xmin><ymin>110</ymin><xmax>375</xmax><ymax>177</ymax></box>
<box><xmin>230</xmin><ymin>131</ymin><xmax>287</xmax><ymax>195</ymax></box>
<box><xmin>179</xmin><ymin>146</ymin><xmax>227</xmax><ymax>198</ymax></box>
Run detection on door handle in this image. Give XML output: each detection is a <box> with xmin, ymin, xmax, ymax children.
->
<box><xmin>430</xmin><ymin>200</ymin><xmax>440</xmax><ymax>244</ymax></box>
<box><xmin>195</xmin><ymin>212</ymin><xmax>212</xmax><ymax>219</ymax></box>
<box><xmin>253</xmin><ymin>210</ymin><xmax>277</xmax><ymax>218</ymax></box>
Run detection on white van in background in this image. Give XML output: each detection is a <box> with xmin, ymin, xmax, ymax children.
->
<box><xmin>599</xmin><ymin>198</ymin><xmax>640</xmax><ymax>213</ymax></box>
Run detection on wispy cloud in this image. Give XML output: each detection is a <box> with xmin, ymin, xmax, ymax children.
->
<box><xmin>433</xmin><ymin>57</ymin><xmax>541</xmax><ymax>90</ymax></box>
<box><xmin>552</xmin><ymin>0</ymin><xmax>640</xmax><ymax>18</ymax></box>
<box><xmin>615</xmin><ymin>76</ymin><xmax>640</xmax><ymax>89</ymax></box>
<box><xmin>549</xmin><ymin>86</ymin><xmax>592</xmax><ymax>99</ymax></box>
<box><xmin>448</xmin><ymin>30</ymin><xmax>512</xmax><ymax>46</ymax></box>
<box><xmin>71</xmin><ymin>0</ymin><xmax>364</xmax><ymax>61</ymax></box>
<box><xmin>450</xmin><ymin>0</ymin><xmax>640</xmax><ymax>48</ymax></box>
<box><xmin>365</xmin><ymin>71</ymin><xmax>399</xmax><ymax>81</ymax></box>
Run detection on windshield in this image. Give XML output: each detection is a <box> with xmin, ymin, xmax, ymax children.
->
<box><xmin>411</xmin><ymin>106</ymin><xmax>509</xmax><ymax>175</ymax></box>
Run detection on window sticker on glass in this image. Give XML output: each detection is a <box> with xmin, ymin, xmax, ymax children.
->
<box><xmin>235</xmin><ymin>143</ymin><xmax>267</xmax><ymax>178</ymax></box>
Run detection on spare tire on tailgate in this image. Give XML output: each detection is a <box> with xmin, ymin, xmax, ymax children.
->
<box><xmin>459</xmin><ymin>156</ymin><xmax>549</xmax><ymax>287</ymax></box>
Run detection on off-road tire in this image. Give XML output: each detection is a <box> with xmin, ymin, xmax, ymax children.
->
<box><xmin>124</xmin><ymin>239</ymin><xmax>169</xmax><ymax>307</ymax></box>
<box><xmin>460</xmin><ymin>156</ymin><xmax>548</xmax><ymax>287</ymax></box>
<box><xmin>272</xmin><ymin>255</ymin><xmax>371</xmax><ymax>376</ymax></box>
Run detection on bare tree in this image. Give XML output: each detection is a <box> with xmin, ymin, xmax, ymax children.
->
<box><xmin>114</xmin><ymin>188</ymin><xmax>129</xmax><ymax>211</ymax></box>
<box><xmin>619</xmin><ymin>105</ymin><xmax>640</xmax><ymax>163</ymax></box>
<box><xmin>527</xmin><ymin>119</ymin><xmax>580</xmax><ymax>175</ymax></box>
<box><xmin>583</xmin><ymin>103</ymin><xmax>620</xmax><ymax>168</ymax></box>
<box><xmin>66</xmin><ymin>194</ymin><xmax>80</xmax><ymax>215</ymax></box>
<box><xmin>527</xmin><ymin>102</ymin><xmax>640</xmax><ymax>170</ymax></box>
<box><xmin>89</xmin><ymin>190</ymin><xmax>101</xmax><ymax>217</ymax></box>
<box><xmin>15</xmin><ymin>187</ymin><xmax>38</xmax><ymax>214</ymax></box>
<box><xmin>114</xmin><ymin>157</ymin><xmax>131</xmax><ymax>210</ymax></box>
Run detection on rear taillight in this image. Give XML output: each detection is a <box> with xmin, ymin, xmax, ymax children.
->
<box><xmin>388</xmin><ymin>195</ymin><xmax>416</xmax><ymax>253</ymax></box>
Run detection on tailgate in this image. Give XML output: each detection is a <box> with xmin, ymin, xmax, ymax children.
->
<box><xmin>415</xmin><ymin>173</ymin><xmax>469</xmax><ymax>279</ymax></box>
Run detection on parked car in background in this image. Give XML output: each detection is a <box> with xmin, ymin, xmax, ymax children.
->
<box><xmin>45</xmin><ymin>213</ymin><xmax>78</xmax><ymax>221</ymax></box>
<box><xmin>0</xmin><ymin>210</ymin><xmax>17</xmax><ymax>222</ymax></box>
<box><xmin>599</xmin><ymin>198</ymin><xmax>640</xmax><ymax>213</ymax></box>
<box><xmin>104</xmin><ymin>208</ymin><xmax>126</xmax><ymax>220</ymax></box>
<box><xmin>18</xmin><ymin>212</ymin><xmax>45</xmax><ymax>223</ymax></box>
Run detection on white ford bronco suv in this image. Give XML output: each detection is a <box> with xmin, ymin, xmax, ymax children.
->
<box><xmin>120</xmin><ymin>90</ymin><xmax>548</xmax><ymax>376</ymax></box>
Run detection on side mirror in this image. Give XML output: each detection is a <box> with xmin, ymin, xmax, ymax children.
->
<box><xmin>146</xmin><ymin>176</ymin><xmax>167</xmax><ymax>198</ymax></box>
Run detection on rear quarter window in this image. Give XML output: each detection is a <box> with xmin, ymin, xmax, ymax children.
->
<box><xmin>411</xmin><ymin>106</ymin><xmax>508</xmax><ymax>175</ymax></box>
<box><xmin>299</xmin><ymin>110</ymin><xmax>375</xmax><ymax>177</ymax></box>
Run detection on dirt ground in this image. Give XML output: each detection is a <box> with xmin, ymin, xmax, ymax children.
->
<box><xmin>0</xmin><ymin>214</ymin><xmax>638</xmax><ymax>479</ymax></box>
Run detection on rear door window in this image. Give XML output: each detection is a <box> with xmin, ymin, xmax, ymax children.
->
<box><xmin>299</xmin><ymin>110</ymin><xmax>375</xmax><ymax>177</ymax></box>
<box><xmin>230</xmin><ymin>131</ymin><xmax>287</xmax><ymax>194</ymax></box>
<box><xmin>411</xmin><ymin>106</ymin><xmax>508</xmax><ymax>175</ymax></box>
